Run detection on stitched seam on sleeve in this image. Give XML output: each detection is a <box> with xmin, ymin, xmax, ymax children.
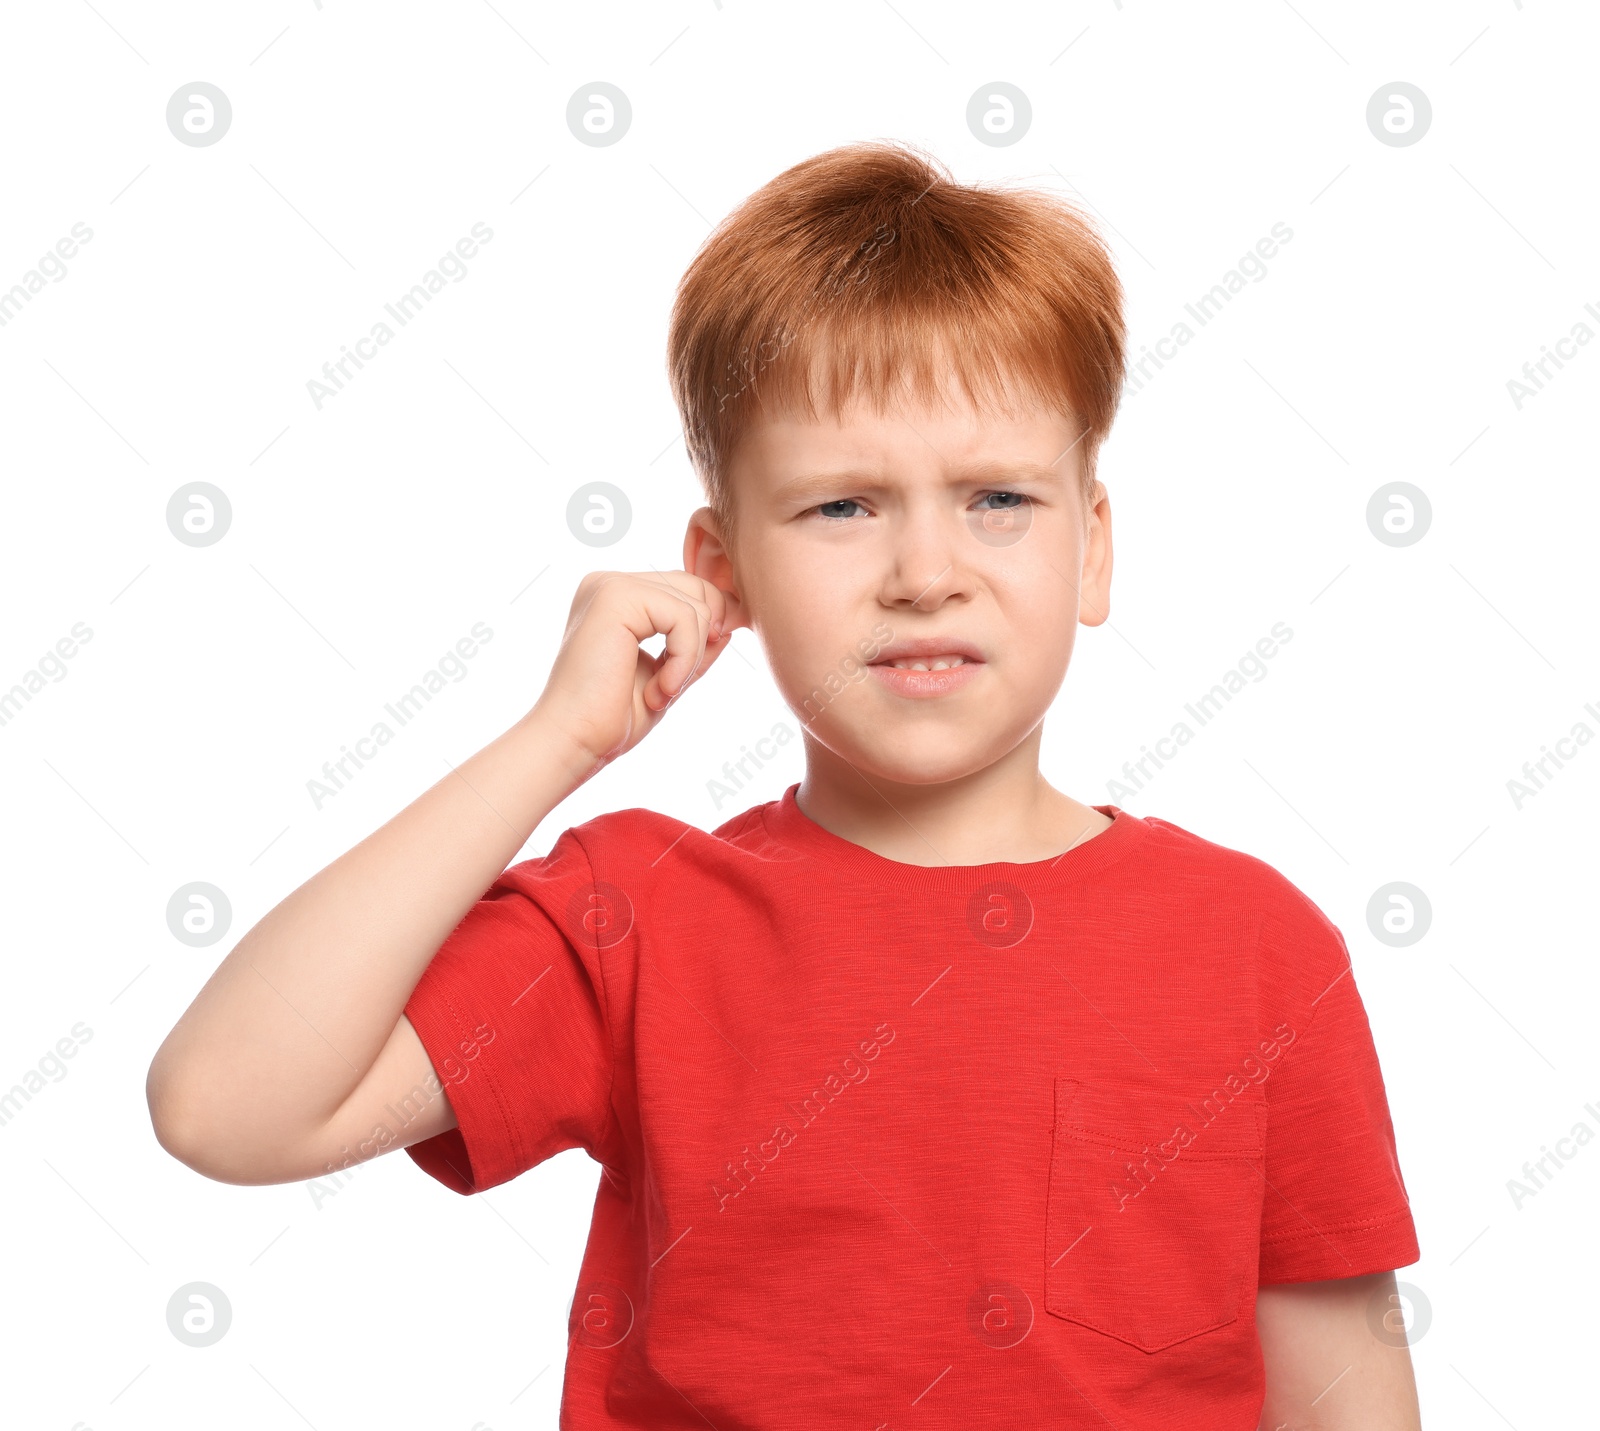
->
<box><xmin>569</xmin><ymin>828</ymin><xmax>622</xmax><ymax>1165</ymax></box>
<box><xmin>437</xmin><ymin>982</ymin><xmax>516</xmax><ymax>1189</ymax></box>
<box><xmin>1260</xmin><ymin>1208</ymin><xmax>1416</xmax><ymax>1245</ymax></box>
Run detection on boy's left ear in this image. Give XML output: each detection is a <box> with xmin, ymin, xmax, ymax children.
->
<box><xmin>1077</xmin><ymin>480</ymin><xmax>1114</xmax><ymax>627</ymax></box>
<box><xmin>683</xmin><ymin>507</ymin><xmax>750</xmax><ymax>630</ymax></box>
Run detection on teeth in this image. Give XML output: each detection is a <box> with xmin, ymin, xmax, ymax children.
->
<box><xmin>890</xmin><ymin>656</ymin><xmax>966</xmax><ymax>670</ymax></box>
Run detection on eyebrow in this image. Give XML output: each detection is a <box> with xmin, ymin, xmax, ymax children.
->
<box><xmin>775</xmin><ymin>461</ymin><xmax>1066</xmax><ymax>501</ymax></box>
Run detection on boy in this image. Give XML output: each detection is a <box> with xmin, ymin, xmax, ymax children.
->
<box><xmin>148</xmin><ymin>140</ymin><xmax>1423</xmax><ymax>1428</ymax></box>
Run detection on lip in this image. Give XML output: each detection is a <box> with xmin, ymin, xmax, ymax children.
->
<box><xmin>868</xmin><ymin>636</ymin><xmax>985</xmax><ymax>700</ymax></box>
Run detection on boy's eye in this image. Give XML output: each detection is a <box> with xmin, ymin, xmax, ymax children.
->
<box><xmin>974</xmin><ymin>490</ymin><xmax>1027</xmax><ymax>510</ymax></box>
<box><xmin>815</xmin><ymin>498</ymin><xmax>865</xmax><ymax>520</ymax></box>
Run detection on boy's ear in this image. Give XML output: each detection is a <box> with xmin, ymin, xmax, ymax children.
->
<box><xmin>1077</xmin><ymin>480</ymin><xmax>1114</xmax><ymax>628</ymax></box>
<box><xmin>683</xmin><ymin>507</ymin><xmax>751</xmax><ymax>630</ymax></box>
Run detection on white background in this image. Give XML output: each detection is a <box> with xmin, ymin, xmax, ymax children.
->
<box><xmin>1</xmin><ymin>1</ymin><xmax>1595</xmax><ymax>1426</ymax></box>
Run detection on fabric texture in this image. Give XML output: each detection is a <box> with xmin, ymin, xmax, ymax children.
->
<box><xmin>402</xmin><ymin>786</ymin><xmax>1419</xmax><ymax>1429</ymax></box>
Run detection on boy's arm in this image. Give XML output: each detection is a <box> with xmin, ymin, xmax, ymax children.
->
<box><xmin>1256</xmin><ymin>1271</ymin><xmax>1422</xmax><ymax>1430</ymax></box>
<box><xmin>145</xmin><ymin>571</ymin><xmax>731</xmax><ymax>1186</ymax></box>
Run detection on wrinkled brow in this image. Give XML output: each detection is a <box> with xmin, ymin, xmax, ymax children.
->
<box><xmin>775</xmin><ymin>460</ymin><xmax>1067</xmax><ymax>502</ymax></box>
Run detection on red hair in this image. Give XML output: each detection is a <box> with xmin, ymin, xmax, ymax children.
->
<box><xmin>666</xmin><ymin>140</ymin><xmax>1126</xmax><ymax>531</ymax></box>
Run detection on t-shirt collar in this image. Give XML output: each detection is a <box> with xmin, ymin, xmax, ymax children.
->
<box><xmin>760</xmin><ymin>782</ymin><xmax>1146</xmax><ymax>888</ymax></box>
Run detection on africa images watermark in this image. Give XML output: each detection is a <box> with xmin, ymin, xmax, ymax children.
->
<box><xmin>1106</xmin><ymin>621</ymin><xmax>1294</xmax><ymax>801</ymax></box>
<box><xmin>0</xmin><ymin>1021</ymin><xmax>95</xmax><ymax>1130</ymax></box>
<box><xmin>1505</xmin><ymin>298</ymin><xmax>1600</xmax><ymax>410</ymax></box>
<box><xmin>706</xmin><ymin>721</ymin><xmax>798</xmax><ymax>811</ymax></box>
<box><xmin>305</xmin><ymin>222</ymin><xmax>494</xmax><ymax>410</ymax></box>
<box><xmin>1109</xmin><ymin>1023</ymin><xmax>1295</xmax><ymax>1212</ymax></box>
<box><xmin>799</xmin><ymin>620</ymin><xmax>895</xmax><ymax>728</ymax></box>
<box><xmin>306</xmin><ymin>1019</ymin><xmax>494</xmax><ymax>1208</ymax></box>
<box><xmin>1505</xmin><ymin>1098</ymin><xmax>1600</xmax><ymax>1211</ymax></box>
<box><xmin>0</xmin><ymin>221</ymin><xmax>94</xmax><ymax>330</ymax></box>
<box><xmin>307</xmin><ymin>622</ymin><xmax>494</xmax><ymax>809</ymax></box>
<box><xmin>0</xmin><ymin>621</ymin><xmax>95</xmax><ymax>731</ymax></box>
<box><xmin>1504</xmin><ymin>698</ymin><xmax>1600</xmax><ymax>809</ymax></box>
<box><xmin>710</xmin><ymin>1021</ymin><xmax>897</xmax><ymax>1212</ymax></box>
<box><xmin>1124</xmin><ymin>222</ymin><xmax>1294</xmax><ymax>399</ymax></box>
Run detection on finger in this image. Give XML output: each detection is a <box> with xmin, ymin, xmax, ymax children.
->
<box><xmin>607</xmin><ymin>574</ymin><xmax>728</xmax><ymax>711</ymax></box>
<box><xmin>662</xmin><ymin>609</ymin><xmax>739</xmax><ymax>706</ymax></box>
<box><xmin>640</xmin><ymin>570</ymin><xmax>734</xmax><ymax>638</ymax></box>
<box><xmin>700</xmin><ymin>581</ymin><xmax>735</xmax><ymax>642</ymax></box>
<box><xmin>597</xmin><ymin>580</ymin><xmax>706</xmax><ymax>715</ymax></box>
<box><xmin>641</xmin><ymin>594</ymin><xmax>708</xmax><ymax>712</ymax></box>
<box><xmin>615</xmin><ymin>577</ymin><xmax>709</xmax><ymax>648</ymax></box>
<box><xmin>687</xmin><ymin>575</ymin><xmax>737</xmax><ymax>639</ymax></box>
<box><xmin>679</xmin><ymin>618</ymin><xmax>734</xmax><ymax>691</ymax></box>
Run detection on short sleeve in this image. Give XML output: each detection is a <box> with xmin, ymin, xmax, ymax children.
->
<box><xmin>402</xmin><ymin>828</ymin><xmax>620</xmax><ymax>1195</ymax></box>
<box><xmin>1257</xmin><ymin>896</ymin><xmax>1420</xmax><ymax>1284</ymax></box>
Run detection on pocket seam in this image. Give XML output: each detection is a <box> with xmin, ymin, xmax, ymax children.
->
<box><xmin>1045</xmin><ymin>1078</ymin><xmax>1266</xmax><ymax>1353</ymax></box>
<box><xmin>1055</xmin><ymin>1091</ymin><xmax>1268</xmax><ymax>1156</ymax></box>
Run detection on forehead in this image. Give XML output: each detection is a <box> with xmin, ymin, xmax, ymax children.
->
<box><xmin>728</xmin><ymin>372</ymin><xmax>1081</xmax><ymax>492</ymax></box>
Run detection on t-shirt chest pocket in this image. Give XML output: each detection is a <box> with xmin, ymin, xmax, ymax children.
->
<box><xmin>1045</xmin><ymin>1076</ymin><xmax>1267</xmax><ymax>1352</ymax></box>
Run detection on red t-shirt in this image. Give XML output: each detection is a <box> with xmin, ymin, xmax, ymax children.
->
<box><xmin>403</xmin><ymin>787</ymin><xmax>1419</xmax><ymax>1429</ymax></box>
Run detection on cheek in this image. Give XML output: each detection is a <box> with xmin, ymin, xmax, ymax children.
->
<box><xmin>764</xmin><ymin>618</ymin><xmax>828</xmax><ymax>688</ymax></box>
<box><xmin>988</xmin><ymin>541</ymin><xmax>1074</xmax><ymax>613</ymax></box>
<box><xmin>988</xmin><ymin>555</ymin><xmax>1080</xmax><ymax>676</ymax></box>
<box><xmin>742</xmin><ymin>541</ymin><xmax>856</xmax><ymax>647</ymax></box>
<box><xmin>744</xmin><ymin>576</ymin><xmax>841</xmax><ymax>687</ymax></box>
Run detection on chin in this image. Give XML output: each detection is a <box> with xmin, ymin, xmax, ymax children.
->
<box><xmin>818</xmin><ymin>724</ymin><xmax>1021</xmax><ymax>787</ymax></box>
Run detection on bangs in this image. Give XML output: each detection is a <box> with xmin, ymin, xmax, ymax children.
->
<box><xmin>718</xmin><ymin>282</ymin><xmax>1096</xmax><ymax>457</ymax></box>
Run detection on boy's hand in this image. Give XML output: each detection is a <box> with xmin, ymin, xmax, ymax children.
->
<box><xmin>533</xmin><ymin>570</ymin><xmax>735</xmax><ymax>768</ymax></box>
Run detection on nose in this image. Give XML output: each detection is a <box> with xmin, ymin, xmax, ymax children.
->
<box><xmin>878</xmin><ymin>503</ymin><xmax>974</xmax><ymax>611</ymax></box>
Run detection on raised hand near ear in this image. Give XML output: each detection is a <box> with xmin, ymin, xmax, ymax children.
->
<box><xmin>534</xmin><ymin>570</ymin><xmax>736</xmax><ymax>768</ymax></box>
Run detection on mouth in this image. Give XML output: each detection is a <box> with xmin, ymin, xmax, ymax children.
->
<box><xmin>882</xmin><ymin>654</ymin><xmax>970</xmax><ymax>672</ymax></box>
<box><xmin>867</xmin><ymin>639</ymin><xmax>985</xmax><ymax>698</ymax></box>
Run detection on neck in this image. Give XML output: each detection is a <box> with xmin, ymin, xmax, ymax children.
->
<box><xmin>795</xmin><ymin>729</ymin><xmax>1111</xmax><ymax>867</ymax></box>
